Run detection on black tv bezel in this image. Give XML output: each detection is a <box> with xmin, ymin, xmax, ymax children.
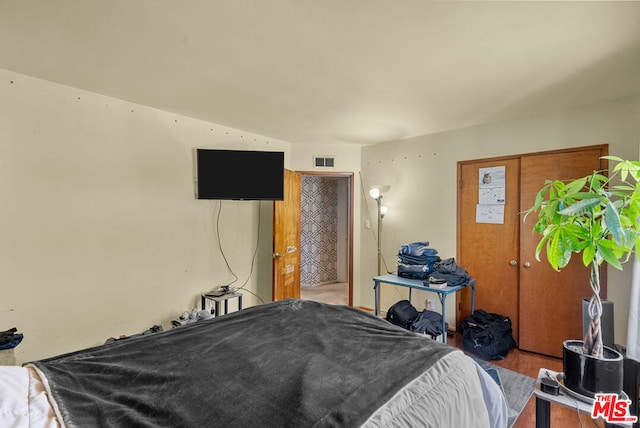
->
<box><xmin>196</xmin><ymin>149</ymin><xmax>284</xmax><ymax>201</ymax></box>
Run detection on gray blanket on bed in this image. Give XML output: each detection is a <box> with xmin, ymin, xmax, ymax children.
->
<box><xmin>29</xmin><ymin>299</ymin><xmax>457</xmax><ymax>428</ymax></box>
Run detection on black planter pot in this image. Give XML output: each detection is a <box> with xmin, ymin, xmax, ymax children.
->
<box><xmin>563</xmin><ymin>339</ymin><xmax>624</xmax><ymax>398</ymax></box>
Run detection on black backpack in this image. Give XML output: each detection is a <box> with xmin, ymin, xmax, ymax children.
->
<box><xmin>460</xmin><ymin>310</ymin><xmax>516</xmax><ymax>360</ymax></box>
<box><xmin>385</xmin><ymin>300</ymin><xmax>419</xmax><ymax>329</ymax></box>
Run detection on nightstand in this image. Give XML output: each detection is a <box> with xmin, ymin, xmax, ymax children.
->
<box><xmin>201</xmin><ymin>292</ymin><xmax>243</xmax><ymax>316</ymax></box>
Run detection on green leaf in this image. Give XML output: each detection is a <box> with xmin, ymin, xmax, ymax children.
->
<box><xmin>549</xmin><ymin>228</ymin><xmax>574</xmax><ymax>269</ymax></box>
<box><xmin>604</xmin><ymin>200</ymin><xmax>623</xmax><ymax>245</ymax></box>
<box><xmin>582</xmin><ymin>244</ymin><xmax>596</xmax><ymax>266</ymax></box>
<box><xmin>598</xmin><ymin>242</ymin><xmax>623</xmax><ymax>270</ymax></box>
<box><xmin>565</xmin><ymin>178</ymin><xmax>587</xmax><ymax>194</ymax></box>
<box><xmin>558</xmin><ymin>197</ymin><xmax>602</xmax><ymax>216</ymax></box>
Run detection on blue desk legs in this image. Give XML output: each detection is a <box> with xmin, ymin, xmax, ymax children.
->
<box><xmin>372</xmin><ymin>277</ymin><xmax>477</xmax><ymax>346</ymax></box>
<box><xmin>438</xmin><ymin>293</ymin><xmax>447</xmax><ymax>344</ymax></box>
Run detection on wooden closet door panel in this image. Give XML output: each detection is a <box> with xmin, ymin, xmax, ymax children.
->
<box><xmin>519</xmin><ymin>148</ymin><xmax>607</xmax><ymax>357</ymax></box>
<box><xmin>458</xmin><ymin>158</ymin><xmax>521</xmax><ymax>340</ymax></box>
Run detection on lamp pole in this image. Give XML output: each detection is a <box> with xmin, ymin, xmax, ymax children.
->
<box><xmin>376</xmin><ymin>196</ymin><xmax>382</xmax><ymax>276</ymax></box>
<box><xmin>370</xmin><ymin>186</ymin><xmax>388</xmax><ymax>277</ymax></box>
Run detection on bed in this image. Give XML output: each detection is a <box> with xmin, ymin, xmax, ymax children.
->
<box><xmin>0</xmin><ymin>299</ymin><xmax>507</xmax><ymax>427</ymax></box>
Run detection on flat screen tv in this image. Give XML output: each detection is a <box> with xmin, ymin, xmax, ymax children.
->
<box><xmin>196</xmin><ymin>149</ymin><xmax>284</xmax><ymax>200</ymax></box>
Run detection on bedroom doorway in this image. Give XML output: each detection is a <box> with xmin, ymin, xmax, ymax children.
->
<box><xmin>272</xmin><ymin>171</ymin><xmax>353</xmax><ymax>306</ymax></box>
<box><xmin>299</xmin><ymin>172</ymin><xmax>353</xmax><ymax>306</ymax></box>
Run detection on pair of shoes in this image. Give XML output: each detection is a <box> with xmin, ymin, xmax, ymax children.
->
<box><xmin>142</xmin><ymin>325</ymin><xmax>163</xmax><ymax>335</ymax></box>
<box><xmin>171</xmin><ymin>309</ymin><xmax>214</xmax><ymax>328</ymax></box>
<box><xmin>171</xmin><ymin>311</ymin><xmax>190</xmax><ymax>328</ymax></box>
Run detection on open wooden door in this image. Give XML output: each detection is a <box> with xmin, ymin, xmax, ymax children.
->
<box><xmin>272</xmin><ymin>169</ymin><xmax>301</xmax><ymax>301</ymax></box>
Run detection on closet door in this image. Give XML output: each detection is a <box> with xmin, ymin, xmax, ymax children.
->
<box><xmin>458</xmin><ymin>158</ymin><xmax>521</xmax><ymax>341</ymax></box>
<box><xmin>458</xmin><ymin>145</ymin><xmax>608</xmax><ymax>358</ymax></box>
<box><xmin>518</xmin><ymin>147</ymin><xmax>607</xmax><ymax>357</ymax></box>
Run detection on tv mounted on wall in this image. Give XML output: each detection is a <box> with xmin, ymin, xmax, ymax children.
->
<box><xmin>196</xmin><ymin>149</ymin><xmax>284</xmax><ymax>200</ymax></box>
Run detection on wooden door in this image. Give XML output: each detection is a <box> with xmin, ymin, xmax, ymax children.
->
<box><xmin>458</xmin><ymin>145</ymin><xmax>608</xmax><ymax>357</ymax></box>
<box><xmin>457</xmin><ymin>158</ymin><xmax>521</xmax><ymax>341</ymax></box>
<box><xmin>519</xmin><ymin>147</ymin><xmax>608</xmax><ymax>357</ymax></box>
<box><xmin>272</xmin><ymin>169</ymin><xmax>302</xmax><ymax>301</ymax></box>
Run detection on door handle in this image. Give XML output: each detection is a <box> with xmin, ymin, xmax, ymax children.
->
<box><xmin>523</xmin><ymin>262</ymin><xmax>531</xmax><ymax>268</ymax></box>
<box><xmin>273</xmin><ymin>253</ymin><xmax>284</xmax><ymax>258</ymax></box>
<box><xmin>509</xmin><ymin>260</ymin><xmax>517</xmax><ymax>266</ymax></box>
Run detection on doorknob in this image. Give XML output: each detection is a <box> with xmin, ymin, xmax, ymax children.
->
<box><xmin>273</xmin><ymin>253</ymin><xmax>284</xmax><ymax>258</ymax></box>
<box><xmin>509</xmin><ymin>260</ymin><xmax>517</xmax><ymax>266</ymax></box>
<box><xmin>523</xmin><ymin>262</ymin><xmax>531</xmax><ymax>268</ymax></box>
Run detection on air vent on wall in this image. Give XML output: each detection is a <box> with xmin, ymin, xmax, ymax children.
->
<box><xmin>314</xmin><ymin>156</ymin><xmax>335</xmax><ymax>168</ymax></box>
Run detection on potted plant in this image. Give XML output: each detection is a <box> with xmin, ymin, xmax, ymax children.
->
<box><xmin>523</xmin><ymin>155</ymin><xmax>640</xmax><ymax>397</ymax></box>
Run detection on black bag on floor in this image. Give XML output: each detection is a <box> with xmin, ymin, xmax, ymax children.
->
<box><xmin>385</xmin><ymin>300</ymin><xmax>419</xmax><ymax>330</ymax></box>
<box><xmin>460</xmin><ymin>310</ymin><xmax>516</xmax><ymax>360</ymax></box>
<box><xmin>411</xmin><ymin>310</ymin><xmax>448</xmax><ymax>339</ymax></box>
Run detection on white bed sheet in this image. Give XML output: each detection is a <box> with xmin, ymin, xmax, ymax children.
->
<box><xmin>363</xmin><ymin>350</ymin><xmax>506</xmax><ymax>428</ymax></box>
<box><xmin>0</xmin><ymin>366</ymin><xmax>60</xmax><ymax>428</ymax></box>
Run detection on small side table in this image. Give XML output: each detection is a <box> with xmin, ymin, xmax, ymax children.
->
<box><xmin>201</xmin><ymin>292</ymin><xmax>243</xmax><ymax>316</ymax></box>
<box><xmin>534</xmin><ymin>368</ymin><xmax>632</xmax><ymax>428</ymax></box>
<box><xmin>372</xmin><ymin>274</ymin><xmax>476</xmax><ymax>344</ymax></box>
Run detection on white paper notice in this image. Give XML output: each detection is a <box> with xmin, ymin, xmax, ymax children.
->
<box><xmin>476</xmin><ymin>204</ymin><xmax>505</xmax><ymax>224</ymax></box>
<box><xmin>479</xmin><ymin>187</ymin><xmax>505</xmax><ymax>205</ymax></box>
<box><xmin>478</xmin><ymin>166</ymin><xmax>506</xmax><ymax>205</ymax></box>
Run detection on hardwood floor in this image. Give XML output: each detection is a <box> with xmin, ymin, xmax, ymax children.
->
<box><xmin>300</xmin><ymin>284</ymin><xmax>606</xmax><ymax>427</ymax></box>
<box><xmin>300</xmin><ymin>282</ymin><xmax>349</xmax><ymax>306</ymax></box>
<box><xmin>449</xmin><ymin>333</ymin><xmax>606</xmax><ymax>428</ymax></box>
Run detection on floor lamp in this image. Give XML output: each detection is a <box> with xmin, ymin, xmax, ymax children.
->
<box><xmin>369</xmin><ymin>186</ymin><xmax>389</xmax><ymax>276</ymax></box>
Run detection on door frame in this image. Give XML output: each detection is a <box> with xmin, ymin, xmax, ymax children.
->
<box><xmin>298</xmin><ymin>171</ymin><xmax>354</xmax><ymax>306</ymax></box>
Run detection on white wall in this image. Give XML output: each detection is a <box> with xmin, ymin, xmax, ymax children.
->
<box><xmin>0</xmin><ymin>69</ymin><xmax>300</xmax><ymax>364</ymax></box>
<box><xmin>361</xmin><ymin>95</ymin><xmax>640</xmax><ymax>346</ymax></box>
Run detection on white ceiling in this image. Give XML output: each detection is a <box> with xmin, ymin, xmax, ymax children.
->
<box><xmin>1</xmin><ymin>1</ymin><xmax>639</xmax><ymax>146</ymax></box>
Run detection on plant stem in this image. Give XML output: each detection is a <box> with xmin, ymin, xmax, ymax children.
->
<box><xmin>583</xmin><ymin>263</ymin><xmax>603</xmax><ymax>358</ymax></box>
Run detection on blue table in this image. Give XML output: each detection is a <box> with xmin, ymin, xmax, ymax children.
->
<box><xmin>373</xmin><ymin>274</ymin><xmax>476</xmax><ymax>344</ymax></box>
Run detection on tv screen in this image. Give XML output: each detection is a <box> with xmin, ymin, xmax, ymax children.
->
<box><xmin>196</xmin><ymin>149</ymin><xmax>284</xmax><ymax>200</ymax></box>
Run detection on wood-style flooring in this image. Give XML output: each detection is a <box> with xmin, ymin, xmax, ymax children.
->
<box><xmin>301</xmin><ymin>283</ymin><xmax>607</xmax><ymax>427</ymax></box>
<box><xmin>449</xmin><ymin>333</ymin><xmax>605</xmax><ymax>428</ymax></box>
<box><xmin>300</xmin><ymin>282</ymin><xmax>349</xmax><ymax>306</ymax></box>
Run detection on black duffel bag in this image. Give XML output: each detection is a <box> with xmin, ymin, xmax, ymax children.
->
<box><xmin>460</xmin><ymin>310</ymin><xmax>516</xmax><ymax>360</ymax></box>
